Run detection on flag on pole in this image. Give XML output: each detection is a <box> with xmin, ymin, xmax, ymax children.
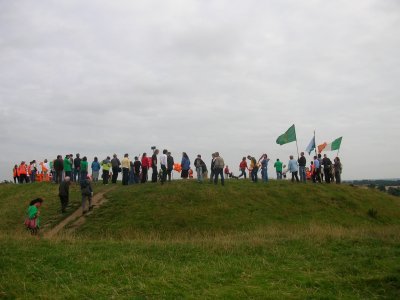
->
<box><xmin>276</xmin><ymin>124</ymin><xmax>296</xmax><ymax>145</ymax></box>
<box><xmin>305</xmin><ymin>136</ymin><xmax>316</xmax><ymax>155</ymax></box>
<box><xmin>318</xmin><ymin>137</ymin><xmax>342</xmax><ymax>152</ymax></box>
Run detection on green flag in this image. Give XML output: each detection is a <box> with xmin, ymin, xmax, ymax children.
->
<box><xmin>276</xmin><ymin>124</ymin><xmax>296</xmax><ymax>145</ymax></box>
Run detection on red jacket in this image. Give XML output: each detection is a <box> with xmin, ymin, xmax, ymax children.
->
<box><xmin>239</xmin><ymin>161</ymin><xmax>247</xmax><ymax>170</ymax></box>
<box><xmin>141</xmin><ymin>157</ymin><xmax>149</xmax><ymax>168</ymax></box>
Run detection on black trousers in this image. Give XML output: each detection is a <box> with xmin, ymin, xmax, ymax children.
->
<box><xmin>141</xmin><ymin>167</ymin><xmax>148</xmax><ymax>183</ymax></box>
<box><xmin>112</xmin><ymin>167</ymin><xmax>119</xmax><ymax>183</ymax></box>
<box><xmin>291</xmin><ymin>171</ymin><xmax>299</xmax><ymax>182</ymax></box>
<box><xmin>102</xmin><ymin>170</ymin><xmax>109</xmax><ymax>184</ymax></box>
<box><xmin>59</xmin><ymin>195</ymin><xmax>69</xmax><ymax>212</ymax></box>
<box><xmin>161</xmin><ymin>165</ymin><xmax>167</xmax><ymax>184</ymax></box>
<box><xmin>167</xmin><ymin>168</ymin><xmax>173</xmax><ymax>182</ymax></box>
<box><xmin>55</xmin><ymin>171</ymin><xmax>63</xmax><ymax>184</ymax></box>
<box><xmin>324</xmin><ymin>169</ymin><xmax>331</xmax><ymax>183</ymax></box>
<box><xmin>122</xmin><ymin>168</ymin><xmax>129</xmax><ymax>185</ymax></box>
<box><xmin>151</xmin><ymin>166</ymin><xmax>158</xmax><ymax>182</ymax></box>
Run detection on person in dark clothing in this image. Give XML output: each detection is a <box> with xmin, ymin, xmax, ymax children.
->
<box><xmin>298</xmin><ymin>152</ymin><xmax>307</xmax><ymax>183</ymax></box>
<box><xmin>54</xmin><ymin>155</ymin><xmax>64</xmax><ymax>184</ymax></box>
<box><xmin>334</xmin><ymin>157</ymin><xmax>342</xmax><ymax>184</ymax></box>
<box><xmin>111</xmin><ymin>154</ymin><xmax>121</xmax><ymax>184</ymax></box>
<box><xmin>73</xmin><ymin>154</ymin><xmax>81</xmax><ymax>182</ymax></box>
<box><xmin>59</xmin><ymin>177</ymin><xmax>71</xmax><ymax>213</ymax></box>
<box><xmin>167</xmin><ymin>152</ymin><xmax>174</xmax><ymax>182</ymax></box>
<box><xmin>133</xmin><ymin>156</ymin><xmax>142</xmax><ymax>184</ymax></box>
<box><xmin>151</xmin><ymin>149</ymin><xmax>159</xmax><ymax>183</ymax></box>
<box><xmin>209</xmin><ymin>153</ymin><xmax>216</xmax><ymax>183</ymax></box>
<box><xmin>80</xmin><ymin>176</ymin><xmax>93</xmax><ymax>215</ymax></box>
<box><xmin>322</xmin><ymin>154</ymin><xmax>332</xmax><ymax>183</ymax></box>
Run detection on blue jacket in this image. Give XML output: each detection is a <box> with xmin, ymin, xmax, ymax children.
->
<box><xmin>181</xmin><ymin>157</ymin><xmax>190</xmax><ymax>170</ymax></box>
<box><xmin>91</xmin><ymin>161</ymin><xmax>101</xmax><ymax>172</ymax></box>
<box><xmin>288</xmin><ymin>159</ymin><xmax>298</xmax><ymax>172</ymax></box>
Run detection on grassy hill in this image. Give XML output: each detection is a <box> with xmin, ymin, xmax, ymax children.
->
<box><xmin>1</xmin><ymin>180</ymin><xmax>400</xmax><ymax>299</ymax></box>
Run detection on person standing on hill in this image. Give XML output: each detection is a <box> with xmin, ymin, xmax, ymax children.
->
<box><xmin>181</xmin><ymin>152</ymin><xmax>191</xmax><ymax>179</ymax></box>
<box><xmin>334</xmin><ymin>157</ymin><xmax>342</xmax><ymax>184</ymax></box>
<box><xmin>133</xmin><ymin>156</ymin><xmax>142</xmax><ymax>184</ymax></box>
<box><xmin>167</xmin><ymin>152</ymin><xmax>174</xmax><ymax>182</ymax></box>
<box><xmin>259</xmin><ymin>154</ymin><xmax>270</xmax><ymax>182</ymax></box>
<box><xmin>29</xmin><ymin>160</ymin><xmax>37</xmax><ymax>183</ymax></box>
<box><xmin>274</xmin><ymin>159</ymin><xmax>283</xmax><ymax>180</ymax></box>
<box><xmin>13</xmin><ymin>164</ymin><xmax>20</xmax><ymax>184</ymax></box>
<box><xmin>121</xmin><ymin>153</ymin><xmax>130</xmax><ymax>185</ymax></box>
<box><xmin>54</xmin><ymin>155</ymin><xmax>64</xmax><ymax>184</ymax></box>
<box><xmin>159</xmin><ymin>149</ymin><xmax>168</xmax><ymax>184</ymax></box>
<box><xmin>322</xmin><ymin>154</ymin><xmax>333</xmax><ymax>184</ymax></box>
<box><xmin>73</xmin><ymin>154</ymin><xmax>81</xmax><ymax>183</ymax></box>
<box><xmin>63</xmin><ymin>155</ymin><xmax>72</xmax><ymax>179</ymax></box>
<box><xmin>247</xmin><ymin>155</ymin><xmax>258</xmax><ymax>182</ymax></box>
<box><xmin>194</xmin><ymin>154</ymin><xmax>205</xmax><ymax>183</ymax></box>
<box><xmin>91</xmin><ymin>157</ymin><xmax>101</xmax><ymax>182</ymax></box>
<box><xmin>80</xmin><ymin>176</ymin><xmax>93</xmax><ymax>215</ymax></box>
<box><xmin>141</xmin><ymin>153</ymin><xmax>149</xmax><ymax>183</ymax></box>
<box><xmin>313</xmin><ymin>155</ymin><xmax>321</xmax><ymax>183</ymax></box>
<box><xmin>298</xmin><ymin>152</ymin><xmax>307</xmax><ymax>183</ymax></box>
<box><xmin>59</xmin><ymin>176</ymin><xmax>71</xmax><ymax>213</ymax></box>
<box><xmin>111</xmin><ymin>154</ymin><xmax>121</xmax><ymax>183</ymax></box>
<box><xmin>238</xmin><ymin>157</ymin><xmax>248</xmax><ymax>179</ymax></box>
<box><xmin>209</xmin><ymin>153</ymin><xmax>216</xmax><ymax>183</ymax></box>
<box><xmin>151</xmin><ymin>149</ymin><xmax>159</xmax><ymax>183</ymax></box>
<box><xmin>101</xmin><ymin>156</ymin><xmax>111</xmax><ymax>184</ymax></box>
<box><xmin>288</xmin><ymin>155</ymin><xmax>299</xmax><ymax>182</ymax></box>
<box><xmin>213</xmin><ymin>152</ymin><xmax>225</xmax><ymax>186</ymax></box>
<box><xmin>80</xmin><ymin>156</ymin><xmax>89</xmax><ymax>182</ymax></box>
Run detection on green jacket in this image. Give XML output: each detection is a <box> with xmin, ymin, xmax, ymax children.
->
<box><xmin>63</xmin><ymin>157</ymin><xmax>72</xmax><ymax>172</ymax></box>
<box><xmin>274</xmin><ymin>161</ymin><xmax>283</xmax><ymax>172</ymax></box>
<box><xmin>80</xmin><ymin>161</ymin><xmax>88</xmax><ymax>172</ymax></box>
<box><xmin>28</xmin><ymin>205</ymin><xmax>40</xmax><ymax>227</ymax></box>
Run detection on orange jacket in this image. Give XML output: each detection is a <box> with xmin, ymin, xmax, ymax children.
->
<box><xmin>18</xmin><ymin>164</ymin><xmax>27</xmax><ymax>175</ymax></box>
<box><xmin>13</xmin><ymin>168</ymin><xmax>19</xmax><ymax>177</ymax></box>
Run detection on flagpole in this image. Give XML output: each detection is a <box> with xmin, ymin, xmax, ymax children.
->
<box><xmin>295</xmin><ymin>139</ymin><xmax>300</xmax><ymax>159</ymax></box>
<box><xmin>314</xmin><ymin>130</ymin><xmax>317</xmax><ymax>156</ymax></box>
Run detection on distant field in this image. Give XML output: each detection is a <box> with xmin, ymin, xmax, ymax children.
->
<box><xmin>1</xmin><ymin>180</ymin><xmax>399</xmax><ymax>299</ymax></box>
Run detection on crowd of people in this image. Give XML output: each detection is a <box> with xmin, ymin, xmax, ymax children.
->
<box><xmin>14</xmin><ymin>149</ymin><xmax>342</xmax><ymax>186</ymax></box>
<box><xmin>21</xmin><ymin>149</ymin><xmax>342</xmax><ymax>236</ymax></box>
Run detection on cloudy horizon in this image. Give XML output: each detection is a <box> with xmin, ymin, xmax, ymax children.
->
<box><xmin>1</xmin><ymin>0</ymin><xmax>400</xmax><ymax>181</ymax></box>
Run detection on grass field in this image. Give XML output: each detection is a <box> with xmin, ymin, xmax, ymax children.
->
<box><xmin>1</xmin><ymin>180</ymin><xmax>400</xmax><ymax>299</ymax></box>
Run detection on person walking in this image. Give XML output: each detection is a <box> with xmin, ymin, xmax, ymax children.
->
<box><xmin>247</xmin><ymin>155</ymin><xmax>258</xmax><ymax>182</ymax></box>
<box><xmin>151</xmin><ymin>149</ymin><xmax>159</xmax><ymax>183</ymax></box>
<box><xmin>91</xmin><ymin>157</ymin><xmax>101</xmax><ymax>182</ymax></box>
<box><xmin>101</xmin><ymin>156</ymin><xmax>111</xmax><ymax>184</ymax></box>
<box><xmin>298</xmin><ymin>152</ymin><xmax>307</xmax><ymax>183</ymax></box>
<box><xmin>73</xmin><ymin>154</ymin><xmax>81</xmax><ymax>183</ymax></box>
<box><xmin>181</xmin><ymin>152</ymin><xmax>191</xmax><ymax>179</ymax></box>
<box><xmin>274</xmin><ymin>159</ymin><xmax>283</xmax><ymax>180</ymax></box>
<box><xmin>80</xmin><ymin>176</ymin><xmax>93</xmax><ymax>215</ymax></box>
<box><xmin>121</xmin><ymin>153</ymin><xmax>130</xmax><ymax>185</ymax></box>
<box><xmin>80</xmin><ymin>156</ymin><xmax>89</xmax><ymax>182</ymax></box>
<box><xmin>111</xmin><ymin>154</ymin><xmax>121</xmax><ymax>183</ymax></box>
<box><xmin>167</xmin><ymin>152</ymin><xmax>174</xmax><ymax>182</ymax></box>
<box><xmin>213</xmin><ymin>152</ymin><xmax>225</xmax><ymax>186</ymax></box>
<box><xmin>238</xmin><ymin>157</ymin><xmax>248</xmax><ymax>179</ymax></box>
<box><xmin>13</xmin><ymin>164</ymin><xmax>20</xmax><ymax>184</ymax></box>
<box><xmin>259</xmin><ymin>154</ymin><xmax>270</xmax><ymax>182</ymax></box>
<box><xmin>322</xmin><ymin>154</ymin><xmax>332</xmax><ymax>183</ymax></box>
<box><xmin>194</xmin><ymin>155</ymin><xmax>205</xmax><ymax>183</ymax></box>
<box><xmin>334</xmin><ymin>157</ymin><xmax>342</xmax><ymax>184</ymax></box>
<box><xmin>133</xmin><ymin>156</ymin><xmax>142</xmax><ymax>184</ymax></box>
<box><xmin>59</xmin><ymin>176</ymin><xmax>71</xmax><ymax>213</ymax></box>
<box><xmin>63</xmin><ymin>155</ymin><xmax>72</xmax><ymax>179</ymax></box>
<box><xmin>25</xmin><ymin>198</ymin><xmax>43</xmax><ymax>236</ymax></box>
<box><xmin>288</xmin><ymin>155</ymin><xmax>299</xmax><ymax>182</ymax></box>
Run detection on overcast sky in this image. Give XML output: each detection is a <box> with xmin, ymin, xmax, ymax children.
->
<box><xmin>1</xmin><ymin>0</ymin><xmax>399</xmax><ymax>181</ymax></box>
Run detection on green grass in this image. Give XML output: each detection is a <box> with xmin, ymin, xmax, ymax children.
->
<box><xmin>1</xmin><ymin>180</ymin><xmax>400</xmax><ymax>299</ymax></box>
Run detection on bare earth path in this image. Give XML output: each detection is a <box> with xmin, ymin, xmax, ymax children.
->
<box><xmin>44</xmin><ymin>187</ymin><xmax>115</xmax><ymax>239</ymax></box>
